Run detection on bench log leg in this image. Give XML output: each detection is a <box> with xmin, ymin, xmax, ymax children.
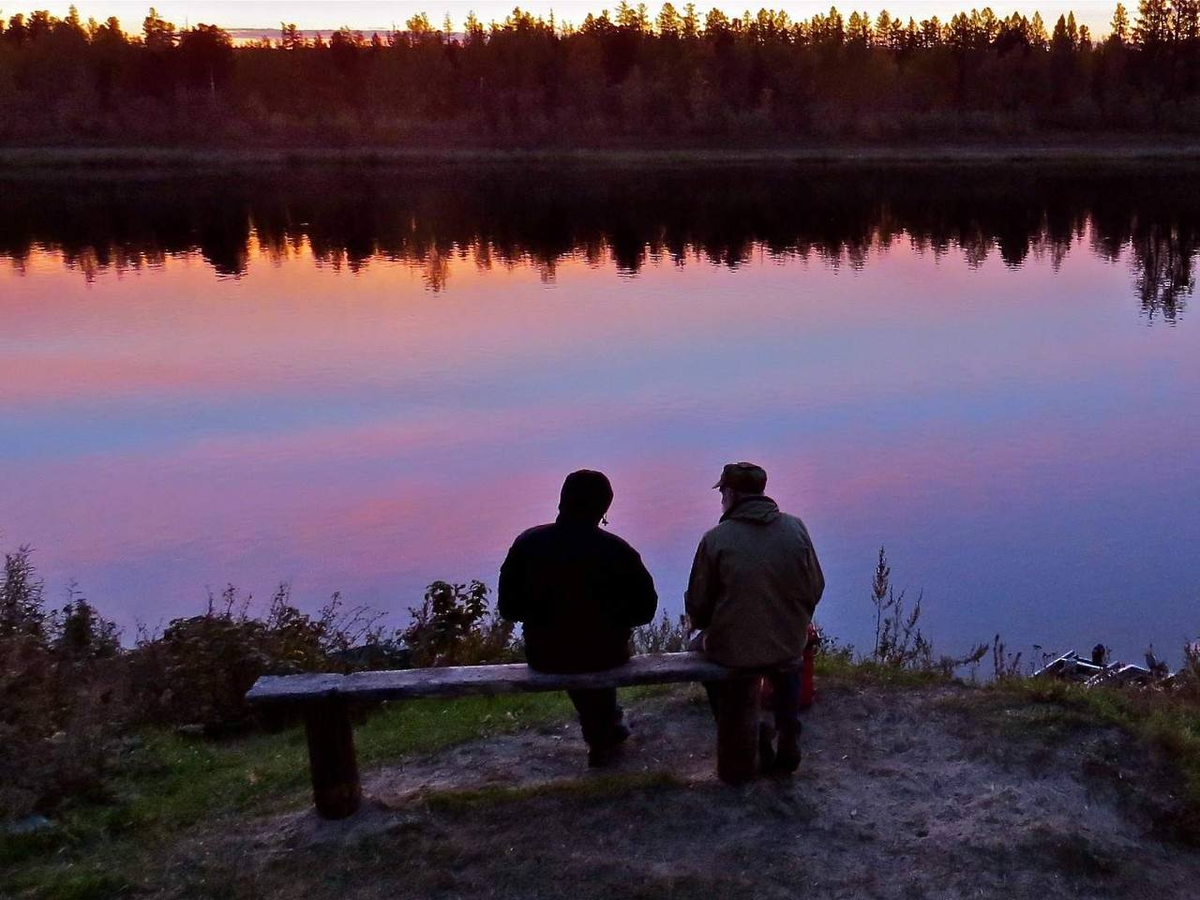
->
<box><xmin>303</xmin><ymin>696</ymin><xmax>361</xmax><ymax>819</ymax></box>
<box><xmin>714</xmin><ymin>676</ymin><xmax>761</xmax><ymax>785</ymax></box>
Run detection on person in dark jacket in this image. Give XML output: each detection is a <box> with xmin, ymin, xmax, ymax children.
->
<box><xmin>498</xmin><ymin>470</ymin><xmax>658</xmax><ymax>765</ymax></box>
<box><xmin>686</xmin><ymin>462</ymin><xmax>824</xmax><ymax>782</ymax></box>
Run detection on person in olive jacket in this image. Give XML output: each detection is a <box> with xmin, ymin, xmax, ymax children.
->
<box><xmin>498</xmin><ymin>470</ymin><xmax>658</xmax><ymax>765</ymax></box>
<box><xmin>686</xmin><ymin>462</ymin><xmax>824</xmax><ymax>781</ymax></box>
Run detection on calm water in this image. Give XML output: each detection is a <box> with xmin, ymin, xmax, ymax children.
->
<box><xmin>2</xmin><ymin>166</ymin><xmax>1198</xmax><ymax>665</ymax></box>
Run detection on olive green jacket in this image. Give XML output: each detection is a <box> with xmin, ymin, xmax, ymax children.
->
<box><xmin>685</xmin><ymin>495</ymin><xmax>824</xmax><ymax>669</ymax></box>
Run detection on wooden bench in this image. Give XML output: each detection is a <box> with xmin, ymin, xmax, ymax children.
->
<box><xmin>246</xmin><ymin>652</ymin><xmax>734</xmax><ymax>819</ymax></box>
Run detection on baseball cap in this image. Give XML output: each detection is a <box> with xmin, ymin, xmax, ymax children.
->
<box><xmin>712</xmin><ymin>462</ymin><xmax>767</xmax><ymax>493</ymax></box>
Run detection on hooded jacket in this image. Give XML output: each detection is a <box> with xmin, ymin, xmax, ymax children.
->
<box><xmin>498</xmin><ymin>513</ymin><xmax>658</xmax><ymax>674</ymax></box>
<box><xmin>685</xmin><ymin>495</ymin><xmax>824</xmax><ymax>670</ymax></box>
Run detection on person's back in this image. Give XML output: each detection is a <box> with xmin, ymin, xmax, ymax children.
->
<box><xmin>499</xmin><ymin>516</ymin><xmax>656</xmax><ymax>673</ymax></box>
<box><xmin>498</xmin><ymin>470</ymin><xmax>657</xmax><ymax>764</ymax></box>
<box><xmin>687</xmin><ymin>494</ymin><xmax>823</xmax><ymax>670</ymax></box>
<box><xmin>686</xmin><ymin>462</ymin><xmax>824</xmax><ymax>782</ymax></box>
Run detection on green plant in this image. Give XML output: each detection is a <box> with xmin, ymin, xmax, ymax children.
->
<box><xmin>401</xmin><ymin>580</ymin><xmax>520</xmax><ymax>667</ymax></box>
<box><xmin>632</xmin><ymin>612</ymin><xmax>692</xmax><ymax>653</ymax></box>
<box><xmin>868</xmin><ymin>546</ymin><xmax>987</xmax><ymax>676</ymax></box>
<box><xmin>992</xmin><ymin>633</ymin><xmax>1024</xmax><ymax>680</ymax></box>
<box><xmin>870</xmin><ymin>545</ymin><xmax>930</xmax><ymax>667</ymax></box>
<box><xmin>810</xmin><ymin>623</ymin><xmax>853</xmax><ymax>663</ymax></box>
<box><xmin>0</xmin><ymin>549</ymin><xmax>123</xmax><ymax>821</ymax></box>
<box><xmin>1</xmin><ymin>544</ymin><xmax>46</xmax><ymax>640</ymax></box>
<box><xmin>52</xmin><ymin>585</ymin><xmax>121</xmax><ymax>661</ymax></box>
<box><xmin>128</xmin><ymin>582</ymin><xmax>361</xmax><ymax>731</ymax></box>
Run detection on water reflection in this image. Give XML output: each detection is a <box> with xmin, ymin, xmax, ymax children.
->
<box><xmin>2</xmin><ymin>166</ymin><xmax>1197</xmax><ymax>322</ymax></box>
<box><xmin>4</xmin><ymin>166</ymin><xmax>1199</xmax><ymax>665</ymax></box>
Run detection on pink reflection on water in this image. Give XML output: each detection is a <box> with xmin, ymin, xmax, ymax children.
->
<box><xmin>2</xmin><ymin>236</ymin><xmax>1199</xmax><ymax>662</ymax></box>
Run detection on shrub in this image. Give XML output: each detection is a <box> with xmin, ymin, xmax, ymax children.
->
<box><xmin>810</xmin><ymin>623</ymin><xmax>854</xmax><ymax>664</ymax></box>
<box><xmin>401</xmin><ymin>580</ymin><xmax>520</xmax><ymax>667</ymax></box>
<box><xmin>1</xmin><ymin>545</ymin><xmax>46</xmax><ymax>640</ymax></box>
<box><xmin>0</xmin><ymin>549</ymin><xmax>120</xmax><ymax>820</ymax></box>
<box><xmin>632</xmin><ymin>612</ymin><xmax>692</xmax><ymax>653</ymax></box>
<box><xmin>52</xmin><ymin>588</ymin><xmax>121</xmax><ymax>662</ymax></box>
<box><xmin>869</xmin><ymin>546</ymin><xmax>987</xmax><ymax>676</ymax></box>
<box><xmin>1180</xmin><ymin>640</ymin><xmax>1200</xmax><ymax>703</ymax></box>
<box><xmin>128</xmin><ymin>583</ymin><xmax>377</xmax><ymax>731</ymax></box>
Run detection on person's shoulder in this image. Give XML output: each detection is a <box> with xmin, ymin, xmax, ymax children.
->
<box><xmin>699</xmin><ymin>520</ymin><xmax>734</xmax><ymax>545</ymax></box>
<box><xmin>511</xmin><ymin>523</ymin><xmax>557</xmax><ymax>546</ymax></box>
<box><xmin>596</xmin><ymin>528</ymin><xmax>641</xmax><ymax>555</ymax></box>
<box><xmin>782</xmin><ymin>510</ymin><xmax>810</xmax><ymax>530</ymax></box>
<box><xmin>779</xmin><ymin>511</ymin><xmax>814</xmax><ymax>542</ymax></box>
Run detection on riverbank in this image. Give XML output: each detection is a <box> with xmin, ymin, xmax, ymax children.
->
<box><xmin>5</xmin><ymin>142</ymin><xmax>1200</xmax><ymax>174</ymax></box>
<box><xmin>4</xmin><ymin>673</ymin><xmax>1199</xmax><ymax>899</ymax></box>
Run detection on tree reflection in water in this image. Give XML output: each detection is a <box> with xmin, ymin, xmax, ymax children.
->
<box><xmin>1</xmin><ymin>166</ymin><xmax>1196</xmax><ymax>323</ymax></box>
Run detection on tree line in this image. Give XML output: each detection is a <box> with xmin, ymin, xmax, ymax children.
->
<box><xmin>2</xmin><ymin>3</ymin><xmax>1200</xmax><ymax>142</ymax></box>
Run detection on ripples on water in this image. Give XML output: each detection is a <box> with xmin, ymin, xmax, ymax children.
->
<box><xmin>1</xmin><ymin>165</ymin><xmax>1198</xmax><ymax>662</ymax></box>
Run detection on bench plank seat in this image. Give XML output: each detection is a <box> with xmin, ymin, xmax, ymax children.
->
<box><xmin>247</xmin><ymin>652</ymin><xmax>732</xmax><ymax>704</ymax></box>
<box><xmin>245</xmin><ymin>652</ymin><xmax>734</xmax><ymax>820</ymax></box>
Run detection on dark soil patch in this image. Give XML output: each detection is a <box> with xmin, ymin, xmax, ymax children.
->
<box><xmin>152</xmin><ymin>683</ymin><xmax>1200</xmax><ymax>899</ymax></box>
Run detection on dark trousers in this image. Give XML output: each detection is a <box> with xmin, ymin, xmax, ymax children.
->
<box><xmin>704</xmin><ymin>668</ymin><xmax>802</xmax><ymax>783</ymax></box>
<box><xmin>567</xmin><ymin>688</ymin><xmax>624</xmax><ymax>748</ymax></box>
<box><xmin>703</xmin><ymin>669</ymin><xmax>801</xmax><ymax>733</ymax></box>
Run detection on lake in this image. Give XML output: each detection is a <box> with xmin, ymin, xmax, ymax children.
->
<box><xmin>2</xmin><ymin>163</ymin><xmax>1197</xmax><ymax>666</ymax></box>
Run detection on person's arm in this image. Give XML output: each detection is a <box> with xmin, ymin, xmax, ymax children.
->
<box><xmin>684</xmin><ymin>535</ymin><xmax>717</xmax><ymax>630</ymax></box>
<box><xmin>806</xmin><ymin>542</ymin><xmax>825</xmax><ymax>614</ymax></box>
<box><xmin>796</xmin><ymin>519</ymin><xmax>825</xmax><ymax>614</ymax></box>
<box><xmin>616</xmin><ymin>544</ymin><xmax>658</xmax><ymax>627</ymax></box>
<box><xmin>804</xmin><ymin>542</ymin><xmax>825</xmax><ymax>615</ymax></box>
<box><xmin>497</xmin><ymin>537</ymin><xmax>528</xmax><ymax>623</ymax></box>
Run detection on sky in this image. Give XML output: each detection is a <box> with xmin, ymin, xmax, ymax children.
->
<box><xmin>23</xmin><ymin>2</ymin><xmax>1119</xmax><ymax>37</ymax></box>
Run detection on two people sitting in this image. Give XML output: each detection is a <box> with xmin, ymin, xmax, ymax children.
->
<box><xmin>497</xmin><ymin>463</ymin><xmax>825</xmax><ymax>782</ymax></box>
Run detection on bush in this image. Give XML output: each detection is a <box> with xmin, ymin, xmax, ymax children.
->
<box><xmin>869</xmin><ymin>546</ymin><xmax>987</xmax><ymax>676</ymax></box>
<box><xmin>1</xmin><ymin>545</ymin><xmax>46</xmax><ymax>640</ymax></box>
<box><xmin>632</xmin><ymin>612</ymin><xmax>692</xmax><ymax>653</ymax></box>
<box><xmin>0</xmin><ymin>550</ymin><xmax>121</xmax><ymax>820</ymax></box>
<box><xmin>128</xmin><ymin>583</ymin><xmax>380</xmax><ymax>731</ymax></box>
<box><xmin>401</xmin><ymin>580</ymin><xmax>520</xmax><ymax>667</ymax></box>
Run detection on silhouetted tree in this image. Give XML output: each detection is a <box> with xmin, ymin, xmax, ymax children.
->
<box><xmin>4</xmin><ymin>5</ymin><xmax>1200</xmax><ymax>143</ymax></box>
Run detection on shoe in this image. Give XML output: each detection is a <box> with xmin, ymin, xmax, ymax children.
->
<box><xmin>588</xmin><ymin>741</ymin><xmax>623</xmax><ymax>767</ymax></box>
<box><xmin>587</xmin><ymin>721</ymin><xmax>632</xmax><ymax>768</ymax></box>
<box><xmin>771</xmin><ymin>750</ymin><xmax>801</xmax><ymax>775</ymax></box>
<box><xmin>771</xmin><ymin>727</ymin><xmax>801</xmax><ymax>775</ymax></box>
<box><xmin>758</xmin><ymin>722</ymin><xmax>777</xmax><ymax>772</ymax></box>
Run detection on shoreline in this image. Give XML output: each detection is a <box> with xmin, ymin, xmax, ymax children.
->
<box><xmin>5</xmin><ymin>142</ymin><xmax>1200</xmax><ymax>173</ymax></box>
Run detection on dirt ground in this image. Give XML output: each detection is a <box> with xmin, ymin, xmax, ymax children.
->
<box><xmin>169</xmin><ymin>682</ymin><xmax>1200</xmax><ymax>899</ymax></box>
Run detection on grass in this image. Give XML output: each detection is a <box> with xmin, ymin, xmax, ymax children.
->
<box><xmin>6</xmin><ymin>664</ymin><xmax>1200</xmax><ymax>897</ymax></box>
<box><xmin>822</xmin><ymin>647</ymin><xmax>1200</xmax><ymax>844</ymax></box>
<box><xmin>0</xmin><ymin>691</ymin><xmax>576</xmax><ymax>899</ymax></box>
<box><xmin>813</xmin><ymin>652</ymin><xmax>955</xmax><ymax>688</ymax></box>
<box><xmin>933</xmin><ymin>675</ymin><xmax>1200</xmax><ymax>844</ymax></box>
<box><xmin>995</xmin><ymin>679</ymin><xmax>1200</xmax><ymax>808</ymax></box>
<box><xmin>423</xmin><ymin>770</ymin><xmax>682</xmax><ymax>812</ymax></box>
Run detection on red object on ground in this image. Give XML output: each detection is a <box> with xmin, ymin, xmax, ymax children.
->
<box><xmin>799</xmin><ymin>623</ymin><xmax>818</xmax><ymax>709</ymax></box>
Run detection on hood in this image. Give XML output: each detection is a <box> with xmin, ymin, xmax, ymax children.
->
<box><xmin>720</xmin><ymin>495</ymin><xmax>781</xmax><ymax>525</ymax></box>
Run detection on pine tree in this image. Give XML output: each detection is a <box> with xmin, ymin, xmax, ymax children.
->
<box><xmin>1110</xmin><ymin>3</ymin><xmax>1131</xmax><ymax>44</ymax></box>
<box><xmin>1134</xmin><ymin>0</ymin><xmax>1171</xmax><ymax>48</ymax></box>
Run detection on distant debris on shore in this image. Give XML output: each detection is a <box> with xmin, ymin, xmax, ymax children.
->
<box><xmin>1033</xmin><ymin>644</ymin><xmax>1180</xmax><ymax>688</ymax></box>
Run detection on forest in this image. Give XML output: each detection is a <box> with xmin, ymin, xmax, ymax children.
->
<box><xmin>2</xmin><ymin>3</ymin><xmax>1200</xmax><ymax>143</ymax></box>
